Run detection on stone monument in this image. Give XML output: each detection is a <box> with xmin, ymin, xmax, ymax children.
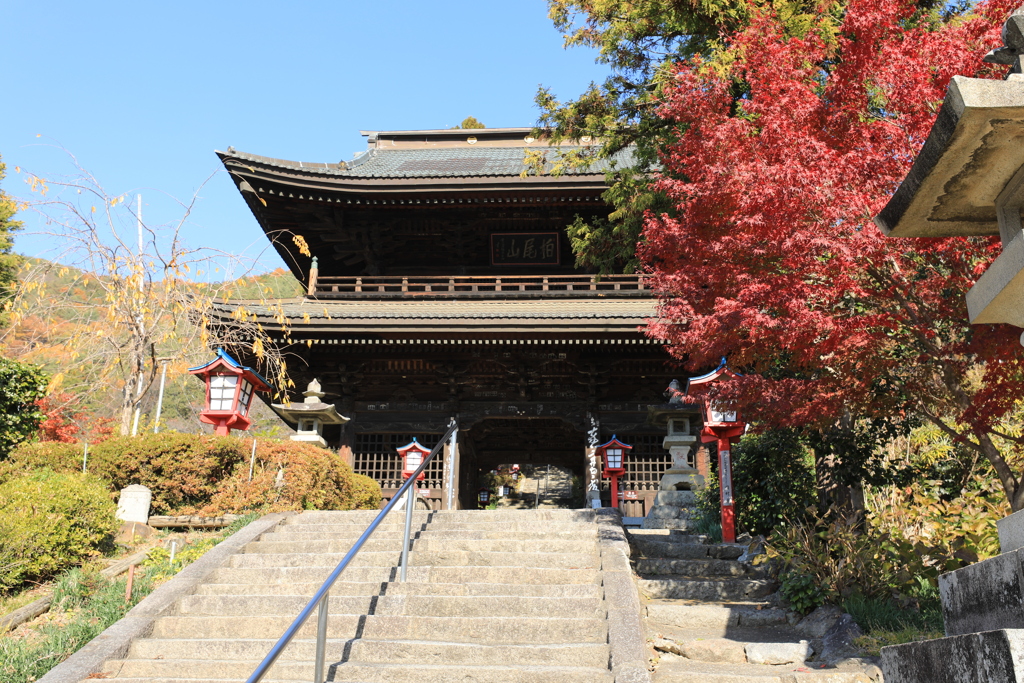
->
<box><xmin>116</xmin><ymin>484</ymin><xmax>152</xmax><ymax>524</ymax></box>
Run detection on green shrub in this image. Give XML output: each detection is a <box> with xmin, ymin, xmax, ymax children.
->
<box><xmin>5</xmin><ymin>435</ymin><xmax>382</xmax><ymax>515</ymax></box>
<box><xmin>732</xmin><ymin>429</ymin><xmax>816</xmax><ymax>537</ymax></box>
<box><xmin>780</xmin><ymin>571</ymin><xmax>824</xmax><ymax>614</ymax></box>
<box><xmin>200</xmin><ymin>439</ymin><xmax>381</xmax><ymax>514</ymax></box>
<box><xmin>0</xmin><ymin>469</ymin><xmax>118</xmax><ymax>591</ymax></box>
<box><xmin>694</xmin><ymin>430</ymin><xmax>816</xmax><ymax>538</ymax></box>
<box><xmin>0</xmin><ymin>356</ymin><xmax>47</xmax><ymax>461</ymax></box>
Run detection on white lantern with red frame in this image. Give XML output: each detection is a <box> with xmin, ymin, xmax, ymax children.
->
<box><xmin>397</xmin><ymin>438</ymin><xmax>430</xmax><ymax>481</ymax></box>
<box><xmin>685</xmin><ymin>358</ymin><xmax>746</xmax><ymax>544</ymax></box>
<box><xmin>597</xmin><ymin>436</ymin><xmax>632</xmax><ymax>509</ymax></box>
<box><xmin>189</xmin><ymin>349</ymin><xmax>272</xmax><ymax>436</ymax></box>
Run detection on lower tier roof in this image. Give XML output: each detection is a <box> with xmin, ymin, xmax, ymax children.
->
<box><xmin>209</xmin><ymin>297</ymin><xmax>656</xmax><ymax>338</ymax></box>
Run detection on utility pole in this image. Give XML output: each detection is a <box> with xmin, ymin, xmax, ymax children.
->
<box><xmin>152</xmin><ymin>358</ymin><xmax>170</xmax><ymax>433</ymax></box>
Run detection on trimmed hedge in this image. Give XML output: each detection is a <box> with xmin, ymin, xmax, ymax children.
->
<box><xmin>0</xmin><ymin>469</ymin><xmax>118</xmax><ymax>591</ymax></box>
<box><xmin>3</xmin><ymin>434</ymin><xmax>381</xmax><ymax>515</ymax></box>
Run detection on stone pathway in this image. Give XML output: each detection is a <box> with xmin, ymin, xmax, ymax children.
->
<box><xmin>496</xmin><ymin>465</ymin><xmax>575</xmax><ymax>509</ymax></box>
<box><xmin>630</xmin><ymin>529</ymin><xmax>883</xmax><ymax>682</ymax></box>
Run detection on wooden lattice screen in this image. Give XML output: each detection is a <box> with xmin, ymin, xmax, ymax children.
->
<box><xmin>620</xmin><ymin>434</ymin><xmax>671</xmax><ymax>491</ymax></box>
<box><xmin>598</xmin><ymin>433</ymin><xmax>671</xmax><ymax>517</ymax></box>
<box><xmin>353</xmin><ymin>433</ymin><xmax>445</xmax><ymax>491</ymax></box>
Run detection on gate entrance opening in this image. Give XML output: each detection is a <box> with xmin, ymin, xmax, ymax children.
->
<box><xmin>459</xmin><ymin>418</ymin><xmax>585</xmax><ymax>510</ymax></box>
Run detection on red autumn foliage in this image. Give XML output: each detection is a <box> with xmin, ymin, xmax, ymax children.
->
<box><xmin>643</xmin><ymin>0</ymin><xmax>1024</xmax><ymax>506</ymax></box>
<box><xmin>36</xmin><ymin>392</ymin><xmax>113</xmax><ymax>444</ymax></box>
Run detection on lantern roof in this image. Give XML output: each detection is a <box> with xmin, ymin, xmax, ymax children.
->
<box><xmin>396</xmin><ymin>438</ymin><xmax>431</xmax><ymax>455</ymax></box>
<box><xmin>188</xmin><ymin>348</ymin><xmax>273</xmax><ymax>392</ymax></box>
<box><xmin>597</xmin><ymin>435</ymin><xmax>632</xmax><ymax>450</ymax></box>
<box><xmin>685</xmin><ymin>358</ymin><xmax>742</xmax><ymax>391</ymax></box>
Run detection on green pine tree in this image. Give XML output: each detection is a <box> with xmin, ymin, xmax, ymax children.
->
<box><xmin>0</xmin><ymin>155</ymin><xmax>23</xmax><ymax>313</ymax></box>
<box><xmin>453</xmin><ymin>116</ymin><xmax>485</xmax><ymax>130</ymax></box>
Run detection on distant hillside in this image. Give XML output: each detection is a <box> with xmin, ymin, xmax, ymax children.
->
<box><xmin>2</xmin><ymin>258</ymin><xmax>303</xmax><ymax>436</ymax></box>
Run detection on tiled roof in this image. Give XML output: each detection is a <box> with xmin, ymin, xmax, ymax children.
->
<box><xmin>212</xmin><ymin>298</ymin><xmax>654</xmax><ymax>322</ymax></box>
<box><xmin>221</xmin><ymin>146</ymin><xmax>637</xmax><ymax>180</ymax></box>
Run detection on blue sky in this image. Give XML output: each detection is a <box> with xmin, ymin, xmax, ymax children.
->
<box><xmin>1</xmin><ymin>0</ymin><xmax>608</xmax><ymax>275</ymax></box>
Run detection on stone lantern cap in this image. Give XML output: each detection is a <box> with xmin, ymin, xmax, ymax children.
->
<box><xmin>271</xmin><ymin>378</ymin><xmax>350</xmax><ymax>426</ymax></box>
<box><xmin>874</xmin><ymin>76</ymin><xmax>1024</xmax><ymax>239</ymax></box>
<box><xmin>874</xmin><ymin>74</ymin><xmax>1024</xmax><ymax>327</ymax></box>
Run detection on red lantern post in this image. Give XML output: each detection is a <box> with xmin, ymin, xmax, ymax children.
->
<box><xmin>597</xmin><ymin>436</ymin><xmax>632</xmax><ymax>509</ymax></box>
<box><xmin>686</xmin><ymin>359</ymin><xmax>745</xmax><ymax>544</ymax></box>
<box><xmin>188</xmin><ymin>349</ymin><xmax>272</xmax><ymax>436</ymax></box>
<box><xmin>397</xmin><ymin>438</ymin><xmax>430</xmax><ymax>481</ymax></box>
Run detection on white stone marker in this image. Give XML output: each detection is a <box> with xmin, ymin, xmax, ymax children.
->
<box><xmin>116</xmin><ymin>484</ymin><xmax>152</xmax><ymax>524</ymax></box>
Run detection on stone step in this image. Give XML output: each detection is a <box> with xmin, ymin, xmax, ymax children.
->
<box><xmin>282</xmin><ymin>509</ymin><xmax>596</xmax><ymax>525</ymax></box>
<box><xmin>127</xmin><ymin>638</ymin><xmax>609</xmax><ymax>667</ymax></box>
<box><xmin>229</xmin><ymin>550</ymin><xmax>600</xmax><ymax>570</ymax></box>
<box><xmin>194</xmin><ymin>580</ymin><xmax>602</xmax><ymax>599</ymax></box>
<box><xmin>646</xmin><ymin>602</ymin><xmax>789</xmax><ymax>630</ymax></box>
<box><xmin>639</xmin><ymin>577</ymin><xmax>776</xmax><ymax>601</ymax></box>
<box><xmin>350</xmin><ymin>639</ymin><xmax>608</xmax><ymax>667</ymax></box>
<box><xmin>652</xmin><ymin>634</ymin><xmax>811</xmax><ymax>666</ymax></box>
<box><xmin>104</xmin><ymin>662</ymin><xmax>613</xmax><ymax>683</ymax></box>
<box><xmin>206</xmin><ymin>565</ymin><xmax>599</xmax><ymax>586</ymax></box>
<box><xmin>641</xmin><ymin>518</ymin><xmax>700</xmax><ymax>531</ymax></box>
<box><xmin>636</xmin><ymin>558</ymin><xmax>758</xmax><ymax>577</ymax></box>
<box><xmin>243</xmin><ymin>538</ymin><xmax>597</xmax><ymax>555</ymax></box>
<box><xmin>654</xmin><ymin>658</ymin><xmax>872</xmax><ymax>682</ymax></box>
<box><xmin>257</xmin><ymin>528</ymin><xmax>595</xmax><ymax>542</ymax></box>
<box><xmin>276</xmin><ymin>521</ymin><xmax>594</xmax><ymax>535</ymax></box>
<box><xmin>631</xmin><ymin>537</ymin><xmax>744</xmax><ymax>561</ymax></box>
<box><xmin>150</xmin><ymin>615</ymin><xmax>608</xmax><ymax>643</ymax></box>
<box><xmin>177</xmin><ymin>594</ymin><xmax>604</xmax><ymax>619</ymax></box>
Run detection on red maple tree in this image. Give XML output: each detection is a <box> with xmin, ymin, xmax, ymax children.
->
<box><xmin>36</xmin><ymin>392</ymin><xmax>113</xmax><ymax>444</ymax></box>
<box><xmin>643</xmin><ymin>0</ymin><xmax>1024</xmax><ymax>507</ymax></box>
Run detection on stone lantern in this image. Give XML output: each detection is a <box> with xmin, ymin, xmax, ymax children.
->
<box><xmin>189</xmin><ymin>349</ymin><xmax>272</xmax><ymax>436</ymax></box>
<box><xmin>870</xmin><ymin>9</ymin><xmax>1024</xmax><ymax>681</ymax></box>
<box><xmin>874</xmin><ymin>17</ymin><xmax>1024</xmax><ymax>332</ymax></box>
<box><xmin>271</xmin><ymin>378</ymin><xmax>349</xmax><ymax>448</ymax></box>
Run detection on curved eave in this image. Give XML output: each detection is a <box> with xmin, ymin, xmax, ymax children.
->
<box><xmin>218</xmin><ymin>150</ymin><xmax>613</xmax><ymax>196</ymax></box>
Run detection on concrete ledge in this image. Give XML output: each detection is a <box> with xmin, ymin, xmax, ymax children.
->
<box><xmin>37</xmin><ymin>512</ymin><xmax>291</xmax><ymax>683</ymax></box>
<box><xmin>940</xmin><ymin>548</ymin><xmax>1024</xmax><ymax>635</ymax></box>
<box><xmin>881</xmin><ymin>628</ymin><xmax>1024</xmax><ymax>682</ymax></box>
<box><xmin>595</xmin><ymin>508</ymin><xmax>653</xmax><ymax>683</ymax></box>
<box><xmin>967</xmin><ymin>231</ymin><xmax>1024</xmax><ymax>326</ymax></box>
<box><xmin>1000</xmin><ymin>509</ymin><xmax>1024</xmax><ymax>554</ymax></box>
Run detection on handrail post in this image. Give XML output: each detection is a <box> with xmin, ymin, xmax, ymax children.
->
<box><xmin>400</xmin><ymin>483</ymin><xmax>415</xmax><ymax>581</ymax></box>
<box><xmin>313</xmin><ymin>592</ymin><xmax>329</xmax><ymax>683</ymax></box>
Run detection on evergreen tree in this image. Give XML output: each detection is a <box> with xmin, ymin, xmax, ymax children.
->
<box><xmin>0</xmin><ymin>155</ymin><xmax>23</xmax><ymax>310</ymax></box>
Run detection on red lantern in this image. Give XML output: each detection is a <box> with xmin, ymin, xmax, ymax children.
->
<box><xmin>477</xmin><ymin>488</ymin><xmax>492</xmax><ymax>507</ymax></box>
<box><xmin>597</xmin><ymin>436</ymin><xmax>632</xmax><ymax>509</ymax></box>
<box><xmin>397</xmin><ymin>438</ymin><xmax>430</xmax><ymax>481</ymax></box>
<box><xmin>189</xmin><ymin>349</ymin><xmax>272</xmax><ymax>436</ymax></box>
<box><xmin>686</xmin><ymin>358</ymin><xmax>746</xmax><ymax>544</ymax></box>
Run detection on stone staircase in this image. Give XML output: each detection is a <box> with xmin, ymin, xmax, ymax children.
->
<box><xmin>631</xmin><ymin>530</ymin><xmax>880</xmax><ymax>682</ymax></box>
<box><xmin>90</xmin><ymin>509</ymin><xmax>643</xmax><ymax>683</ymax></box>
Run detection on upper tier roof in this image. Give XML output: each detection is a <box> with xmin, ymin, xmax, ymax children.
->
<box><xmin>221</xmin><ymin>145</ymin><xmax>636</xmax><ymax>180</ymax></box>
<box><xmin>218</xmin><ymin>127</ymin><xmax>637</xmax><ymax>183</ymax></box>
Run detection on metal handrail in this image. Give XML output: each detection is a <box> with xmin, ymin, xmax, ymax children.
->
<box><xmin>245</xmin><ymin>420</ymin><xmax>459</xmax><ymax>683</ymax></box>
